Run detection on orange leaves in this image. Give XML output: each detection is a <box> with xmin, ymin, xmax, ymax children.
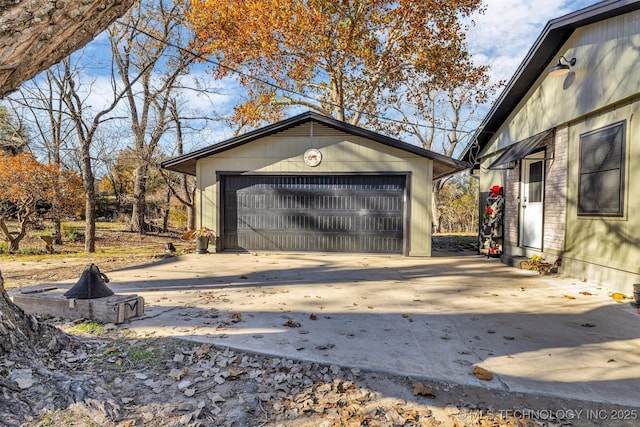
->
<box><xmin>186</xmin><ymin>0</ymin><xmax>486</xmax><ymax>129</ymax></box>
<box><xmin>0</xmin><ymin>153</ymin><xmax>84</xmax><ymax>215</ymax></box>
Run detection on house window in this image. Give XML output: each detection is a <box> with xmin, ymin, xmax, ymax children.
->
<box><xmin>578</xmin><ymin>121</ymin><xmax>625</xmax><ymax>216</ymax></box>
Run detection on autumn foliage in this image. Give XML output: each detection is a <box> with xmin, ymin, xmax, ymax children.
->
<box><xmin>0</xmin><ymin>153</ymin><xmax>84</xmax><ymax>250</ymax></box>
<box><xmin>187</xmin><ymin>0</ymin><xmax>485</xmax><ymax>131</ymax></box>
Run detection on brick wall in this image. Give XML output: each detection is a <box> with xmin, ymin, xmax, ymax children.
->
<box><xmin>503</xmin><ymin>167</ymin><xmax>520</xmax><ymax>247</ymax></box>
<box><xmin>542</xmin><ymin>126</ymin><xmax>568</xmax><ymax>252</ymax></box>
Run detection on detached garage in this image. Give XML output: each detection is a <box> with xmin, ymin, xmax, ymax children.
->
<box><xmin>162</xmin><ymin>112</ymin><xmax>467</xmax><ymax>256</ymax></box>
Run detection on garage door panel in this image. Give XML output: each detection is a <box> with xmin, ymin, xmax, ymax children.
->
<box><xmin>223</xmin><ymin>175</ymin><xmax>405</xmax><ymax>253</ymax></box>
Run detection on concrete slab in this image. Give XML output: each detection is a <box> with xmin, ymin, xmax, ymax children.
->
<box><xmin>15</xmin><ymin>252</ymin><xmax>640</xmax><ymax>407</ymax></box>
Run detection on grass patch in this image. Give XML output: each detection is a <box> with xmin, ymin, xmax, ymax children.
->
<box><xmin>128</xmin><ymin>346</ymin><xmax>162</xmax><ymax>362</ymax></box>
<box><xmin>70</xmin><ymin>321</ymin><xmax>105</xmax><ymax>337</ymax></box>
<box><xmin>95</xmin><ymin>338</ymin><xmax>188</xmax><ymax>372</ymax></box>
<box><xmin>38</xmin><ymin>410</ymin><xmax>59</xmax><ymax>426</ymax></box>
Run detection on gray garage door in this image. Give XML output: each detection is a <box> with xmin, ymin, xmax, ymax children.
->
<box><xmin>222</xmin><ymin>175</ymin><xmax>405</xmax><ymax>253</ymax></box>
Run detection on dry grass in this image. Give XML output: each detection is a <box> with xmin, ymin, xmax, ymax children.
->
<box><xmin>0</xmin><ymin>221</ymin><xmax>193</xmax><ymax>289</ymax></box>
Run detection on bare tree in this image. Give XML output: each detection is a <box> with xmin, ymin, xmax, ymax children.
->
<box><xmin>391</xmin><ymin>71</ymin><xmax>501</xmax><ymax>233</ymax></box>
<box><xmin>0</xmin><ymin>104</ymin><xmax>30</xmax><ymax>155</ymax></box>
<box><xmin>46</xmin><ymin>57</ymin><xmax>131</xmax><ymax>252</ymax></box>
<box><xmin>160</xmin><ymin>98</ymin><xmax>196</xmax><ymax>231</ymax></box>
<box><xmin>9</xmin><ymin>71</ymin><xmax>78</xmax><ymax>242</ymax></box>
<box><xmin>110</xmin><ymin>0</ymin><xmax>195</xmax><ymax>234</ymax></box>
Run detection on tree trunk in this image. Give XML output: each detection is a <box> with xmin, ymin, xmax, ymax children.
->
<box><xmin>130</xmin><ymin>165</ymin><xmax>148</xmax><ymax>234</ymax></box>
<box><xmin>162</xmin><ymin>189</ymin><xmax>171</xmax><ymax>233</ymax></box>
<box><xmin>81</xmin><ymin>144</ymin><xmax>97</xmax><ymax>253</ymax></box>
<box><xmin>7</xmin><ymin>215</ymin><xmax>30</xmax><ymax>251</ymax></box>
<box><xmin>0</xmin><ymin>0</ymin><xmax>135</xmax><ymax>98</ymax></box>
<box><xmin>187</xmin><ymin>199</ymin><xmax>196</xmax><ymax>232</ymax></box>
<box><xmin>432</xmin><ymin>180</ymin><xmax>443</xmax><ymax>234</ymax></box>
<box><xmin>0</xmin><ymin>270</ymin><xmax>125</xmax><ymax>424</ymax></box>
<box><xmin>53</xmin><ymin>218</ymin><xmax>63</xmax><ymax>245</ymax></box>
<box><xmin>0</xmin><ymin>270</ymin><xmax>69</xmax><ymax>358</ymax></box>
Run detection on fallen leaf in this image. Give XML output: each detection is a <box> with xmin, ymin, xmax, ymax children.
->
<box><xmin>367</xmin><ymin>305</ymin><xmax>374</xmax><ymax>309</ymax></box>
<box><xmin>239</xmin><ymin>275</ymin><xmax>248</xmax><ymax>279</ymax></box>
<box><xmin>230</xmin><ymin>313</ymin><xmax>243</xmax><ymax>323</ymax></box>
<box><xmin>103</xmin><ymin>347</ymin><xmax>118</xmax><ymax>355</ymax></box>
<box><xmin>563</xmin><ymin>295</ymin><xmax>576</xmax><ymax>299</ymax></box>
<box><xmin>611</xmin><ymin>293</ymin><xmax>627</xmax><ymax>301</ymax></box>
<box><xmin>169</xmin><ymin>368</ymin><xmax>189</xmax><ymax>381</ymax></box>
<box><xmin>309</xmin><ymin>313</ymin><xmax>317</xmax><ymax>320</ymax></box>
<box><xmin>282</xmin><ymin>319</ymin><xmax>301</xmax><ymax>328</ymax></box>
<box><xmin>412</xmin><ymin>384</ymin><xmax>435</xmax><ymax>397</ymax></box>
<box><xmin>472</xmin><ymin>365</ymin><xmax>493</xmax><ymax>381</ymax></box>
<box><xmin>315</xmin><ymin>343</ymin><xmax>335</xmax><ymax>350</ymax></box>
<box><xmin>401</xmin><ymin>314</ymin><xmax>409</xmax><ymax>318</ymax></box>
<box><xmin>194</xmin><ymin>344</ymin><xmax>212</xmax><ymax>358</ymax></box>
<box><xmin>607</xmin><ymin>359</ymin><xmax>616</xmax><ymax>363</ymax></box>
<box><xmin>579</xmin><ymin>291</ymin><xmax>593</xmax><ymax>296</ymax></box>
<box><xmin>178</xmin><ymin>379</ymin><xmax>193</xmax><ymax>390</ymax></box>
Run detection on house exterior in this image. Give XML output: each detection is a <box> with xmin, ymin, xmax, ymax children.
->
<box><xmin>162</xmin><ymin>111</ymin><xmax>467</xmax><ymax>256</ymax></box>
<box><xmin>461</xmin><ymin>0</ymin><xmax>640</xmax><ymax>292</ymax></box>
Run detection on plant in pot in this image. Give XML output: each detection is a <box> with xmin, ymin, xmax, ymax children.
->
<box><xmin>191</xmin><ymin>227</ymin><xmax>213</xmax><ymax>254</ymax></box>
<box><xmin>528</xmin><ymin>255</ymin><xmax>561</xmax><ymax>275</ymax></box>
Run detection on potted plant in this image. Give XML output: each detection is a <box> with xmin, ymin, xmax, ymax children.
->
<box><xmin>528</xmin><ymin>255</ymin><xmax>561</xmax><ymax>275</ymax></box>
<box><xmin>192</xmin><ymin>227</ymin><xmax>213</xmax><ymax>254</ymax></box>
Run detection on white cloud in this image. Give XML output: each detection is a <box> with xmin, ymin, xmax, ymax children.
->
<box><xmin>176</xmin><ymin>69</ymin><xmax>237</xmax><ymax>115</ymax></box>
<box><xmin>467</xmin><ymin>0</ymin><xmax>597</xmax><ymax>82</ymax></box>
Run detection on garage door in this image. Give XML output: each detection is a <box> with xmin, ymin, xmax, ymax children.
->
<box><xmin>222</xmin><ymin>175</ymin><xmax>405</xmax><ymax>253</ymax></box>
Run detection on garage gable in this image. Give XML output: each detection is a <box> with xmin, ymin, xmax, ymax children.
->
<box><xmin>161</xmin><ymin>111</ymin><xmax>468</xmax><ymax>179</ymax></box>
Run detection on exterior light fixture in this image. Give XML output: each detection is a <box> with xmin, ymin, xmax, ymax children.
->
<box><xmin>548</xmin><ymin>56</ymin><xmax>576</xmax><ymax>76</ymax></box>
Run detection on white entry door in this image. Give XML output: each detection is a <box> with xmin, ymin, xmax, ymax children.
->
<box><xmin>521</xmin><ymin>152</ymin><xmax>544</xmax><ymax>249</ymax></box>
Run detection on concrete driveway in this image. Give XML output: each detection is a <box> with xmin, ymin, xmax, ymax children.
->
<box><xmin>62</xmin><ymin>252</ymin><xmax>640</xmax><ymax>406</ymax></box>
